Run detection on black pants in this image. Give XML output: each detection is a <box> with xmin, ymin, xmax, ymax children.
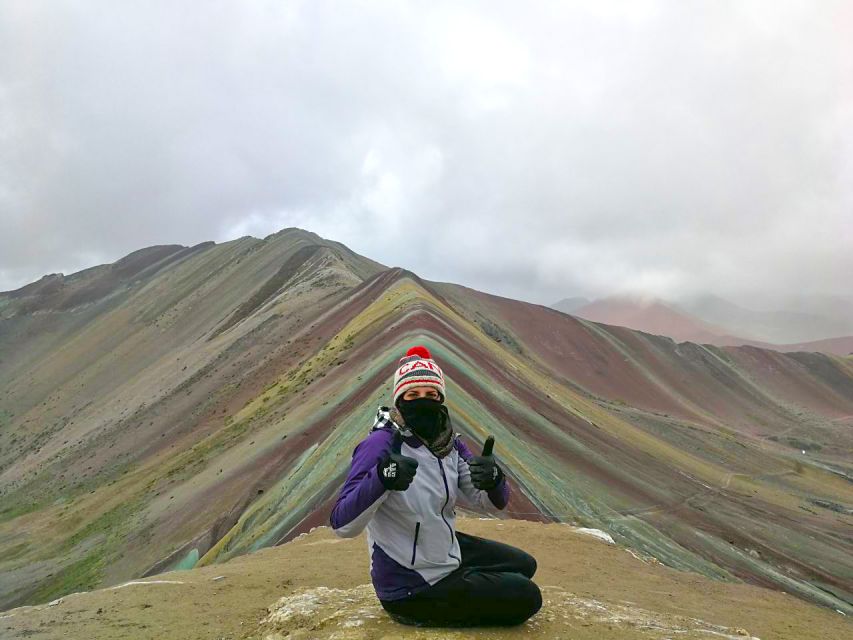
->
<box><xmin>380</xmin><ymin>530</ymin><xmax>542</xmax><ymax>627</ymax></box>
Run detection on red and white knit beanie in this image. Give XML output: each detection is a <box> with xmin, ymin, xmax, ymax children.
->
<box><xmin>393</xmin><ymin>345</ymin><xmax>446</xmax><ymax>406</ymax></box>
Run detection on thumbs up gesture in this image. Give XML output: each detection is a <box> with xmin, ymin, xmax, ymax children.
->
<box><xmin>468</xmin><ymin>435</ymin><xmax>504</xmax><ymax>490</ymax></box>
<box><xmin>377</xmin><ymin>429</ymin><xmax>419</xmax><ymax>491</ymax></box>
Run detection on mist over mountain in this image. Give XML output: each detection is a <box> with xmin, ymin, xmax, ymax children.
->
<box><xmin>677</xmin><ymin>293</ymin><xmax>853</xmax><ymax>344</ymax></box>
<box><xmin>550</xmin><ymin>293</ymin><xmax>853</xmax><ymax>355</ymax></box>
<box><xmin>550</xmin><ymin>297</ymin><xmax>591</xmax><ymax>315</ymax></box>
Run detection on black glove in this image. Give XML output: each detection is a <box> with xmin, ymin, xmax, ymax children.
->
<box><xmin>468</xmin><ymin>435</ymin><xmax>504</xmax><ymax>490</ymax></box>
<box><xmin>377</xmin><ymin>431</ymin><xmax>418</xmax><ymax>491</ymax></box>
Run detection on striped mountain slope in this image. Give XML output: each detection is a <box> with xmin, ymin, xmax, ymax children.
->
<box><xmin>1</xmin><ymin>229</ymin><xmax>851</xmax><ymax>616</ymax></box>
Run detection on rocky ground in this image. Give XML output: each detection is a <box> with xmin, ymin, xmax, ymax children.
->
<box><xmin>2</xmin><ymin>516</ymin><xmax>849</xmax><ymax>639</ymax></box>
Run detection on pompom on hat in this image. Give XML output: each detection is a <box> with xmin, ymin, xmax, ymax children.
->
<box><xmin>393</xmin><ymin>345</ymin><xmax>446</xmax><ymax>406</ymax></box>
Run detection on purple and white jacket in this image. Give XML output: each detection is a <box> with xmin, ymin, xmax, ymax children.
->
<box><xmin>329</xmin><ymin>406</ymin><xmax>511</xmax><ymax>601</ymax></box>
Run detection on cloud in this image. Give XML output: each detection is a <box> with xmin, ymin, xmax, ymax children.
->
<box><xmin>1</xmin><ymin>0</ymin><xmax>850</xmax><ymax>311</ymax></box>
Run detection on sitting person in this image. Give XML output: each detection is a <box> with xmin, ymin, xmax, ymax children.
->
<box><xmin>330</xmin><ymin>345</ymin><xmax>542</xmax><ymax>627</ymax></box>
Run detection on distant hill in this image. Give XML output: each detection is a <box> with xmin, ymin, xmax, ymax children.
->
<box><xmin>566</xmin><ymin>296</ymin><xmax>731</xmax><ymax>344</ymax></box>
<box><xmin>676</xmin><ymin>293</ymin><xmax>853</xmax><ymax>344</ymax></box>
<box><xmin>1</xmin><ymin>228</ymin><xmax>851</xmax><ymax>617</ymax></box>
<box><xmin>550</xmin><ymin>296</ymin><xmax>590</xmax><ymax>315</ymax></box>
<box><xmin>551</xmin><ymin>295</ymin><xmax>853</xmax><ymax>356</ymax></box>
<box><xmin>772</xmin><ymin>335</ymin><xmax>853</xmax><ymax>356</ymax></box>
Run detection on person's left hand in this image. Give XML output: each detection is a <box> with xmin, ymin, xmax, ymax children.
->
<box><xmin>468</xmin><ymin>435</ymin><xmax>504</xmax><ymax>490</ymax></box>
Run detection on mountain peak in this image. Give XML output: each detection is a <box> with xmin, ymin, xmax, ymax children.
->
<box><xmin>261</xmin><ymin>227</ymin><xmax>322</xmax><ymax>242</ymax></box>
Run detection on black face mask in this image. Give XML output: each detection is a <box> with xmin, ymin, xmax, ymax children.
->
<box><xmin>397</xmin><ymin>397</ymin><xmax>447</xmax><ymax>442</ymax></box>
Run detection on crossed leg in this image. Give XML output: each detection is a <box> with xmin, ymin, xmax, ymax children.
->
<box><xmin>455</xmin><ymin>530</ymin><xmax>538</xmax><ymax>577</ymax></box>
<box><xmin>380</xmin><ymin>530</ymin><xmax>541</xmax><ymax>627</ymax></box>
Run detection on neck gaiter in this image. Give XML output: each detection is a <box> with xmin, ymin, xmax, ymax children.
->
<box><xmin>394</xmin><ymin>397</ymin><xmax>455</xmax><ymax>458</ymax></box>
<box><xmin>397</xmin><ymin>397</ymin><xmax>446</xmax><ymax>441</ymax></box>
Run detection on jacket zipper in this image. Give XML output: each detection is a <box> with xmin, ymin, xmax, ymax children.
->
<box><xmin>436</xmin><ymin>457</ymin><xmax>460</xmax><ymax>562</ymax></box>
<box><xmin>411</xmin><ymin>521</ymin><xmax>420</xmax><ymax>565</ymax></box>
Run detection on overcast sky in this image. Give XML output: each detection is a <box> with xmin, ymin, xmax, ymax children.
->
<box><xmin>1</xmin><ymin>1</ymin><xmax>850</xmax><ymax>309</ymax></box>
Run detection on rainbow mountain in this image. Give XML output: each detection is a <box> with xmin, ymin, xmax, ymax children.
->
<box><xmin>1</xmin><ymin>228</ymin><xmax>851</xmax><ymax>614</ymax></box>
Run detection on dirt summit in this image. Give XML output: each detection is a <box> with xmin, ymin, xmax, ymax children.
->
<box><xmin>2</xmin><ymin>516</ymin><xmax>849</xmax><ymax>640</ymax></box>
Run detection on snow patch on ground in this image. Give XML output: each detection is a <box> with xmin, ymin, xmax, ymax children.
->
<box><xmin>110</xmin><ymin>580</ymin><xmax>186</xmax><ymax>590</ymax></box>
<box><xmin>625</xmin><ymin>547</ymin><xmax>661</xmax><ymax>565</ymax></box>
<box><xmin>564</xmin><ymin>526</ymin><xmax>616</xmax><ymax>544</ymax></box>
<box><xmin>300</xmin><ymin>538</ymin><xmax>345</xmax><ymax>547</ymax></box>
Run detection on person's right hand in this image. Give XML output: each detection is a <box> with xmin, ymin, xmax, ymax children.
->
<box><xmin>377</xmin><ymin>431</ymin><xmax>418</xmax><ymax>491</ymax></box>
